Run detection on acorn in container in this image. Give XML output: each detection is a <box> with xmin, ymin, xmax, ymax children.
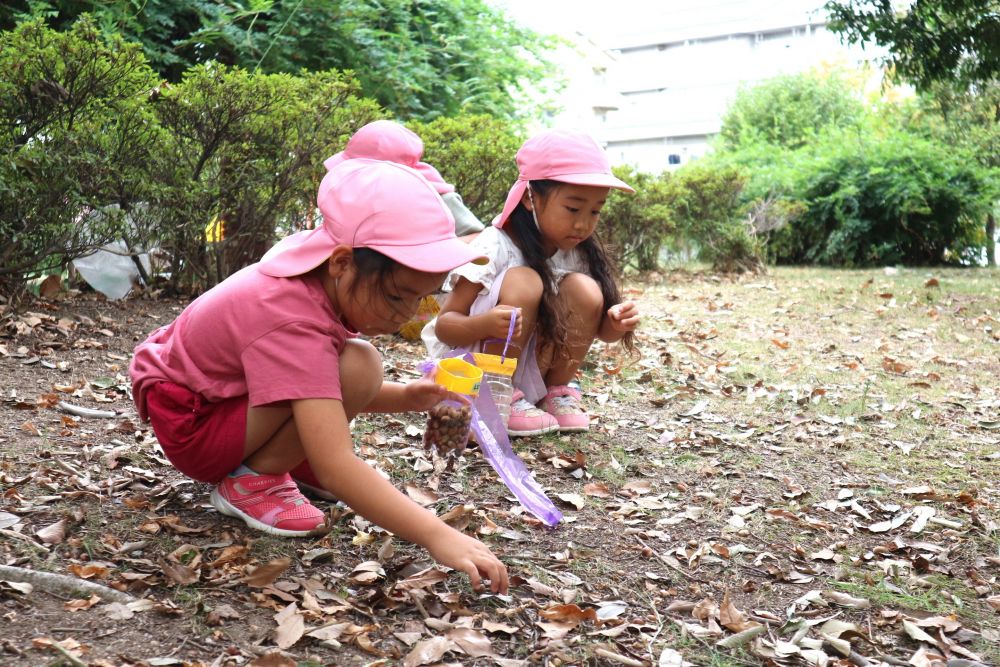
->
<box><xmin>424</xmin><ymin>358</ymin><xmax>482</xmax><ymax>456</ymax></box>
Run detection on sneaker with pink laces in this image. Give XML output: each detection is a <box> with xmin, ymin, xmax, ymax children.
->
<box><xmin>210</xmin><ymin>471</ymin><xmax>327</xmax><ymax>537</ymax></box>
<box><xmin>507</xmin><ymin>390</ymin><xmax>559</xmax><ymax>437</ymax></box>
<box><xmin>541</xmin><ymin>384</ymin><xmax>590</xmax><ymax>432</ymax></box>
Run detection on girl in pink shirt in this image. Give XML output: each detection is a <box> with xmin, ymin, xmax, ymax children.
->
<box><xmin>130</xmin><ymin>159</ymin><xmax>508</xmax><ymax>594</ymax></box>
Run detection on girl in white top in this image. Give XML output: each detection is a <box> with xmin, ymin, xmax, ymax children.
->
<box><xmin>422</xmin><ymin>129</ymin><xmax>640</xmax><ymax>436</ymax></box>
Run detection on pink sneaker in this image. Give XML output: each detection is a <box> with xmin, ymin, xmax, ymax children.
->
<box><xmin>210</xmin><ymin>471</ymin><xmax>327</xmax><ymax>537</ymax></box>
<box><xmin>507</xmin><ymin>390</ymin><xmax>559</xmax><ymax>437</ymax></box>
<box><xmin>541</xmin><ymin>385</ymin><xmax>590</xmax><ymax>432</ymax></box>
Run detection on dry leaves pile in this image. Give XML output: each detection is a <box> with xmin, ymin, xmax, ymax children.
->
<box><xmin>1</xmin><ymin>269</ymin><xmax>998</xmax><ymax>666</ymax></box>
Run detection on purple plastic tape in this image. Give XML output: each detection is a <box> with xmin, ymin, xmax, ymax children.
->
<box><xmin>470</xmin><ymin>382</ymin><xmax>562</xmax><ymax>527</ymax></box>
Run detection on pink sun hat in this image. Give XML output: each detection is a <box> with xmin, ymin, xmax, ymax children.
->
<box><xmin>259</xmin><ymin>159</ymin><xmax>486</xmax><ymax>277</ymax></box>
<box><xmin>495</xmin><ymin>128</ymin><xmax>635</xmax><ymax>229</ymax></box>
<box><xmin>322</xmin><ymin>120</ymin><xmax>456</xmax><ymax>195</ymax></box>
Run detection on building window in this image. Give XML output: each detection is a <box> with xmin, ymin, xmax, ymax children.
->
<box><xmin>668</xmin><ymin>154</ymin><xmax>681</xmax><ymax>165</ymax></box>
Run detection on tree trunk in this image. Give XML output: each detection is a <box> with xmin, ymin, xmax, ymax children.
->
<box><xmin>987</xmin><ymin>213</ymin><xmax>997</xmax><ymax>267</ymax></box>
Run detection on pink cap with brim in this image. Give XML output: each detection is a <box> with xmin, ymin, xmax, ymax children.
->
<box><xmin>259</xmin><ymin>159</ymin><xmax>486</xmax><ymax>277</ymax></box>
<box><xmin>322</xmin><ymin>120</ymin><xmax>456</xmax><ymax>195</ymax></box>
<box><xmin>495</xmin><ymin>128</ymin><xmax>635</xmax><ymax>229</ymax></box>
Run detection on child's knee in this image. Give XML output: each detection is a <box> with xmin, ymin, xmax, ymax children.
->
<box><xmin>340</xmin><ymin>339</ymin><xmax>383</xmax><ymax>405</ymax></box>
<box><xmin>560</xmin><ymin>272</ymin><xmax>604</xmax><ymax>316</ymax></box>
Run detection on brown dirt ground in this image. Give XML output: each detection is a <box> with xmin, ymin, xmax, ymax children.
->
<box><xmin>1</xmin><ymin>270</ymin><xmax>998</xmax><ymax>667</ymax></box>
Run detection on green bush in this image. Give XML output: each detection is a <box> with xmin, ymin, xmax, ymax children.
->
<box><xmin>0</xmin><ymin>18</ymin><xmax>161</xmax><ymax>297</ymax></box>
<box><xmin>411</xmin><ymin>114</ymin><xmax>523</xmax><ymax>222</ymax></box>
<box><xmin>666</xmin><ymin>164</ymin><xmax>765</xmax><ymax>273</ymax></box>
<box><xmin>713</xmin><ymin>70</ymin><xmax>998</xmax><ymax>266</ymax></box>
<box><xmin>149</xmin><ymin>64</ymin><xmax>381</xmax><ymax>293</ymax></box>
<box><xmin>600</xmin><ymin>166</ymin><xmax>674</xmax><ymax>272</ymax></box>
<box><xmin>771</xmin><ymin>127</ymin><xmax>993</xmax><ymax>265</ymax></box>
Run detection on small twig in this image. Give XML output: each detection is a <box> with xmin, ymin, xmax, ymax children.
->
<box><xmin>594</xmin><ymin>647</ymin><xmax>645</xmax><ymax>667</ymax></box>
<box><xmin>635</xmin><ymin>537</ymin><xmax>704</xmax><ymax>582</ymax></box>
<box><xmin>847</xmin><ymin>650</ymin><xmax>872</xmax><ymax>666</ymax></box>
<box><xmin>410</xmin><ymin>592</ymin><xmax>431</xmax><ymax>619</ymax></box>
<box><xmin>643</xmin><ymin>593</ymin><xmax>665</xmax><ymax>661</ymax></box>
<box><xmin>57</xmin><ymin>401</ymin><xmax>118</xmax><ymax>419</ymax></box>
<box><xmin>748</xmin><ymin>614</ymin><xmax>781</xmax><ymax>626</ymax></box>
<box><xmin>49</xmin><ymin>641</ymin><xmax>87</xmax><ymax>667</ymax></box>
<box><xmin>168</xmin><ymin>635</ymin><xmax>212</xmax><ymax>657</ymax></box>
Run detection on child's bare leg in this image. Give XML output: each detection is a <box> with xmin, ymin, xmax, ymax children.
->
<box><xmin>494</xmin><ymin>266</ymin><xmax>543</xmax><ymax>356</ymax></box>
<box><xmin>241</xmin><ymin>339</ymin><xmax>383</xmax><ymax>473</ymax></box>
<box><xmin>541</xmin><ymin>272</ymin><xmax>603</xmax><ymax>386</ymax></box>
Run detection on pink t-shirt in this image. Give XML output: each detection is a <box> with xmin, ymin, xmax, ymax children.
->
<box><xmin>130</xmin><ymin>265</ymin><xmax>356</xmax><ymax>421</ymax></box>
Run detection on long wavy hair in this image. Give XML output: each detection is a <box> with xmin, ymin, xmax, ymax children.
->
<box><xmin>502</xmin><ymin>179</ymin><xmax>635</xmax><ymax>354</ymax></box>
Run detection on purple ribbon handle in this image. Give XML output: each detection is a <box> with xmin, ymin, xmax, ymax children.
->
<box><xmin>501</xmin><ymin>309</ymin><xmax>517</xmax><ymax>362</ymax></box>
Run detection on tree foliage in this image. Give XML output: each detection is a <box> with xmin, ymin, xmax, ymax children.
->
<box><xmin>0</xmin><ymin>0</ymin><xmax>556</xmax><ymax>121</ymax></box>
<box><xmin>149</xmin><ymin>65</ymin><xmax>382</xmax><ymax>293</ymax></box>
<box><xmin>719</xmin><ymin>72</ymin><xmax>864</xmax><ymax>150</ymax></box>
<box><xmin>825</xmin><ymin>0</ymin><xmax>1000</xmax><ymax>91</ymax></box>
<box><xmin>0</xmin><ymin>17</ymin><xmax>162</xmax><ymax>294</ymax></box>
<box><xmin>710</xmin><ymin>71</ymin><xmax>998</xmax><ymax>266</ymax></box>
<box><xmin>600</xmin><ymin>166</ymin><xmax>675</xmax><ymax>272</ymax></box>
<box><xmin>410</xmin><ymin>114</ymin><xmax>523</xmax><ymax>221</ymax></box>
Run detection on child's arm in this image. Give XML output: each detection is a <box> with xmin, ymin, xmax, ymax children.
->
<box><xmin>293</xmin><ymin>397</ymin><xmax>509</xmax><ymax>594</ymax></box>
<box><xmin>435</xmin><ymin>277</ymin><xmax>521</xmax><ymax>347</ymax></box>
<box><xmin>597</xmin><ymin>301</ymin><xmax>641</xmax><ymax>343</ymax></box>
<box><xmin>366</xmin><ymin>378</ymin><xmax>446</xmax><ymax>413</ymax></box>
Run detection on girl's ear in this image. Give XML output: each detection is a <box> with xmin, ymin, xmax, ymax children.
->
<box><xmin>520</xmin><ymin>189</ymin><xmax>534</xmax><ymax>211</ymax></box>
<box><xmin>325</xmin><ymin>244</ymin><xmax>354</xmax><ymax>279</ymax></box>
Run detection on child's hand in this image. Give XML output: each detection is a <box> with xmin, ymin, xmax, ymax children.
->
<box><xmin>606</xmin><ymin>301</ymin><xmax>640</xmax><ymax>333</ymax></box>
<box><xmin>402</xmin><ymin>378</ymin><xmax>449</xmax><ymax>412</ymax></box>
<box><xmin>426</xmin><ymin>528</ymin><xmax>509</xmax><ymax>594</ymax></box>
<box><xmin>481</xmin><ymin>306</ymin><xmax>522</xmax><ymax>341</ymax></box>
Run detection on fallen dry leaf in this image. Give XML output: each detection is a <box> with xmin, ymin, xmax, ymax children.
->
<box><xmin>64</xmin><ymin>594</ymin><xmax>101</xmax><ymax>612</ymax></box>
<box><xmin>539</xmin><ymin>603</ymin><xmax>599</xmax><ymax>626</ymax></box>
<box><xmin>403</xmin><ymin>635</ymin><xmax>452</xmax><ymax>667</ymax></box>
<box><xmin>555</xmin><ymin>493</ymin><xmax>585</xmax><ymax>510</ymax></box>
<box><xmin>36</xmin><ymin>518</ymin><xmax>67</xmax><ymax>545</ymax></box>
<box><xmin>243</xmin><ymin>557</ymin><xmax>292</xmax><ymax>587</ymax></box>
<box><xmin>274</xmin><ymin>603</ymin><xmax>305</xmax><ymax>649</ymax></box>
<box><xmin>445</xmin><ymin>627</ymin><xmax>495</xmax><ymax>657</ymax></box>
<box><xmin>249</xmin><ymin>653</ymin><xmax>297</xmax><ymax>667</ymax></box>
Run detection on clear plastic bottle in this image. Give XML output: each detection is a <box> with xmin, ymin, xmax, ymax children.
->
<box><xmin>424</xmin><ymin>357</ymin><xmax>482</xmax><ymax>456</ymax></box>
<box><xmin>473</xmin><ymin>352</ymin><xmax>518</xmax><ymax>428</ymax></box>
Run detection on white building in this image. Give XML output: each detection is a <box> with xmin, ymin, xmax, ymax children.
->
<box><xmin>599</xmin><ymin>0</ymin><xmax>882</xmax><ymax>173</ymax></box>
<box><xmin>498</xmin><ymin>0</ymin><xmax>884</xmax><ymax>174</ymax></box>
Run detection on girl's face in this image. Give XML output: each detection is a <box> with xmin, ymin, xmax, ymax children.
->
<box><xmin>526</xmin><ymin>184</ymin><xmax>611</xmax><ymax>256</ymax></box>
<box><xmin>323</xmin><ymin>248</ymin><xmax>446</xmax><ymax>336</ymax></box>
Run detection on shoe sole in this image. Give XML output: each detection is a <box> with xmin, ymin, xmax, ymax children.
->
<box><xmin>210</xmin><ymin>488</ymin><xmax>327</xmax><ymax>538</ymax></box>
<box><xmin>556</xmin><ymin>424</ymin><xmax>590</xmax><ymax>432</ymax></box>
<box><xmin>507</xmin><ymin>423</ymin><xmax>561</xmax><ymax>437</ymax></box>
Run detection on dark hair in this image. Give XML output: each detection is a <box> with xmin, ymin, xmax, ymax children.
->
<box><xmin>310</xmin><ymin>247</ymin><xmax>411</xmax><ymax>317</ymax></box>
<box><xmin>503</xmin><ymin>179</ymin><xmax>635</xmax><ymax>354</ymax></box>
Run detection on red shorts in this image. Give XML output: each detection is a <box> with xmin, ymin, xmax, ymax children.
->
<box><xmin>145</xmin><ymin>381</ymin><xmax>247</xmax><ymax>484</ymax></box>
